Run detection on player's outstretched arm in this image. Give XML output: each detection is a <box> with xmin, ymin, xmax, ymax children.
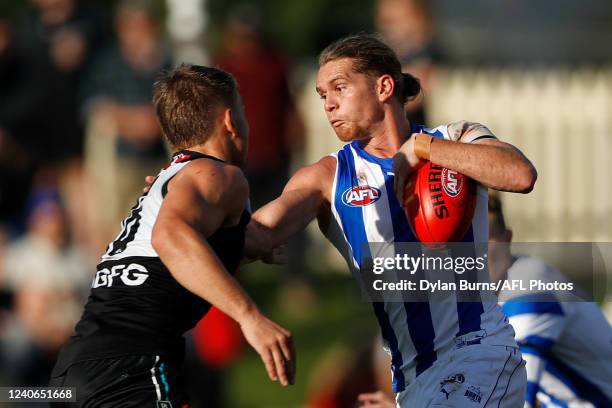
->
<box><xmin>152</xmin><ymin>160</ymin><xmax>295</xmax><ymax>386</ymax></box>
<box><xmin>393</xmin><ymin>128</ymin><xmax>537</xmax><ymax>202</ymax></box>
<box><xmin>246</xmin><ymin>156</ymin><xmax>335</xmax><ymax>261</ymax></box>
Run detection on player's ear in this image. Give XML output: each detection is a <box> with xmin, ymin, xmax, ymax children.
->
<box><xmin>222</xmin><ymin>108</ymin><xmax>238</xmax><ymax>138</ymax></box>
<box><xmin>376</xmin><ymin>74</ymin><xmax>395</xmax><ymax>103</ymax></box>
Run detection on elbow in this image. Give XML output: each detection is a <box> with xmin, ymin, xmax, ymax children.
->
<box><xmin>515</xmin><ymin>164</ymin><xmax>537</xmax><ymax>194</ymax></box>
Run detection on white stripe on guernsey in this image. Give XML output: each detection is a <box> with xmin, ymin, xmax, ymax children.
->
<box><xmin>349</xmin><ymin>146</ymin><xmax>394</xmax><ymax>243</ymax></box>
<box><xmin>101</xmin><ymin>160</ymin><xmax>191</xmax><ymax>261</ymax></box>
<box><xmin>328</xmin><ymin>153</ymin><xmax>359</xmax><ymax>269</ymax></box>
<box><xmin>428</xmin><ymin>295</ymin><xmax>460</xmax><ymax>355</ymax></box>
<box><xmin>151</xmin><ymin>355</ymin><xmax>161</xmax><ymax>400</ymax></box>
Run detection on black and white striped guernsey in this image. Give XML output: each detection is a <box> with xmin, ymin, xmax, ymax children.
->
<box><xmin>52</xmin><ymin>150</ymin><xmax>250</xmax><ymax>376</ymax></box>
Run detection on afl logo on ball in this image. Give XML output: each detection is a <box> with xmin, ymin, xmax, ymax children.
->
<box><xmin>342</xmin><ymin>186</ymin><xmax>381</xmax><ymax>207</ymax></box>
<box><xmin>442</xmin><ymin>168</ymin><xmax>463</xmax><ymax>197</ymax></box>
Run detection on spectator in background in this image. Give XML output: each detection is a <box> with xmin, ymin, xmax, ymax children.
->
<box><xmin>0</xmin><ymin>19</ymin><xmax>32</xmax><ymax>225</ymax></box>
<box><xmin>375</xmin><ymin>0</ymin><xmax>440</xmax><ymax>125</ymax></box>
<box><xmin>0</xmin><ymin>1</ymin><xmax>107</xmax><ymax>230</ymax></box>
<box><xmin>215</xmin><ymin>5</ymin><xmax>305</xmax><ymax>210</ymax></box>
<box><xmin>2</xmin><ymin>0</ymin><xmax>107</xmax><ymax>164</ymax></box>
<box><xmin>0</xmin><ymin>187</ymin><xmax>91</xmax><ymax>387</ymax></box>
<box><xmin>82</xmin><ymin>0</ymin><xmax>170</xmax><ymax>253</ymax></box>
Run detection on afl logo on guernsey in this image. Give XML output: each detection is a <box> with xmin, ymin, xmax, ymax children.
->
<box><xmin>442</xmin><ymin>168</ymin><xmax>463</xmax><ymax>197</ymax></box>
<box><xmin>342</xmin><ymin>186</ymin><xmax>381</xmax><ymax>207</ymax></box>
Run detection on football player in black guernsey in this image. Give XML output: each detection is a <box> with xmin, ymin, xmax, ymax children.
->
<box><xmin>49</xmin><ymin>64</ymin><xmax>295</xmax><ymax>407</ymax></box>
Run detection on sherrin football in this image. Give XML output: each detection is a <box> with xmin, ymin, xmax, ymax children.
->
<box><xmin>403</xmin><ymin>162</ymin><xmax>477</xmax><ymax>243</ymax></box>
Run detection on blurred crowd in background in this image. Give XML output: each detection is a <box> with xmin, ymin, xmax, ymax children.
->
<box><xmin>0</xmin><ymin>0</ymin><xmax>611</xmax><ymax>407</ymax></box>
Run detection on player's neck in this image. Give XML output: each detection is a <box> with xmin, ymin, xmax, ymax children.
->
<box><xmin>182</xmin><ymin>140</ymin><xmax>233</xmax><ymax>165</ymax></box>
<box><xmin>361</xmin><ymin>106</ymin><xmax>411</xmax><ymax>158</ymax></box>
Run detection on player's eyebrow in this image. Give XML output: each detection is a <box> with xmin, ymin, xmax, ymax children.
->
<box><xmin>328</xmin><ymin>74</ymin><xmax>348</xmax><ymax>84</ymax></box>
<box><xmin>315</xmin><ymin>74</ymin><xmax>349</xmax><ymax>94</ymax></box>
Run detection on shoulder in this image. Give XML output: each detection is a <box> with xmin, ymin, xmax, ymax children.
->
<box><xmin>171</xmin><ymin>159</ymin><xmax>248</xmax><ymax>204</ymax></box>
<box><xmin>286</xmin><ymin>156</ymin><xmax>336</xmax><ymax>191</ymax></box>
<box><xmin>446</xmin><ymin>120</ymin><xmax>498</xmax><ymax>143</ymax></box>
<box><xmin>280</xmin><ymin>155</ymin><xmax>336</xmax><ymax>204</ymax></box>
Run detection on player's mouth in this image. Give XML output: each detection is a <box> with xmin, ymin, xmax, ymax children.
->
<box><xmin>331</xmin><ymin>119</ymin><xmax>345</xmax><ymax>128</ymax></box>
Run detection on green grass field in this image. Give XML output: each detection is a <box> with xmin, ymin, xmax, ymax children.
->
<box><xmin>221</xmin><ymin>264</ymin><xmax>379</xmax><ymax>407</ymax></box>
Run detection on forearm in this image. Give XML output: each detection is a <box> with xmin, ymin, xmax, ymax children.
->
<box><xmin>154</xmin><ymin>221</ymin><xmax>259</xmax><ymax>324</ymax></box>
<box><xmin>429</xmin><ymin>138</ymin><xmax>537</xmax><ymax>192</ymax></box>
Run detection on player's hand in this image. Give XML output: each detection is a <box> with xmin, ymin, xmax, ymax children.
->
<box><xmin>239</xmin><ymin>311</ymin><xmax>296</xmax><ymax>386</ymax></box>
<box><xmin>356</xmin><ymin>391</ymin><xmax>396</xmax><ymax>407</ymax></box>
<box><xmin>244</xmin><ymin>221</ymin><xmax>287</xmax><ymax>264</ymax></box>
<box><xmin>393</xmin><ymin>133</ymin><xmax>425</xmax><ymax>204</ymax></box>
<box><xmin>241</xmin><ymin>244</ymin><xmax>287</xmax><ymax>266</ymax></box>
<box><xmin>143</xmin><ymin>175</ymin><xmax>155</xmax><ymax>193</ymax></box>
<box><xmin>261</xmin><ymin>244</ymin><xmax>287</xmax><ymax>264</ymax></box>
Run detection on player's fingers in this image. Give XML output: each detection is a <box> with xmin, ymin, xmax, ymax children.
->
<box><xmin>357</xmin><ymin>393</ymin><xmax>375</xmax><ymax>401</ymax></box>
<box><xmin>271</xmin><ymin>344</ymin><xmax>289</xmax><ymax>386</ymax></box>
<box><xmin>260</xmin><ymin>350</ymin><xmax>278</xmax><ymax>382</ymax></box>
<box><xmin>278</xmin><ymin>333</ymin><xmax>296</xmax><ymax>384</ymax></box>
<box><xmin>289</xmin><ymin>336</ymin><xmax>296</xmax><ymax>384</ymax></box>
<box><xmin>277</xmin><ymin>335</ymin><xmax>291</xmax><ymax>361</ymax></box>
<box><xmin>143</xmin><ymin>175</ymin><xmax>156</xmax><ymax>193</ymax></box>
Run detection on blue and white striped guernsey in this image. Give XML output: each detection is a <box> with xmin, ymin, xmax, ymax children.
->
<box><xmin>324</xmin><ymin>121</ymin><xmax>518</xmax><ymax>392</ymax></box>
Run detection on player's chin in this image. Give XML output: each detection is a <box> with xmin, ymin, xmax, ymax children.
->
<box><xmin>334</xmin><ymin>126</ymin><xmax>365</xmax><ymax>142</ymax></box>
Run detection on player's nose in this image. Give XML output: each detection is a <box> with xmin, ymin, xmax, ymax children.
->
<box><xmin>324</xmin><ymin>95</ymin><xmax>337</xmax><ymax>113</ymax></box>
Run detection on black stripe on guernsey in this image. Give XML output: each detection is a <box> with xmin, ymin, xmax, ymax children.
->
<box><xmin>161</xmin><ymin>175</ymin><xmax>175</xmax><ymax>198</ymax></box>
<box><xmin>106</xmin><ymin>151</ymin><xmax>226</xmax><ymax>256</ymax></box>
<box><xmin>108</xmin><ymin>195</ymin><xmax>146</xmax><ymax>256</ymax></box>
